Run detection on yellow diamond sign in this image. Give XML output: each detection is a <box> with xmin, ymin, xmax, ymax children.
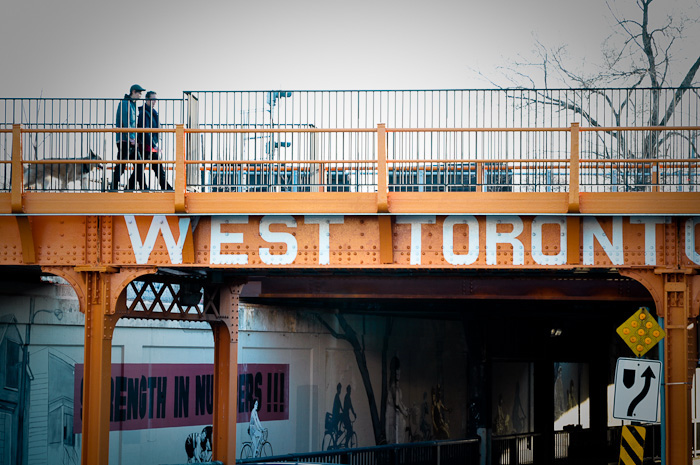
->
<box><xmin>616</xmin><ymin>307</ymin><xmax>666</xmax><ymax>357</ymax></box>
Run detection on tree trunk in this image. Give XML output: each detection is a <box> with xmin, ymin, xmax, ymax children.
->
<box><xmin>335</xmin><ymin>314</ymin><xmax>384</xmax><ymax>445</ymax></box>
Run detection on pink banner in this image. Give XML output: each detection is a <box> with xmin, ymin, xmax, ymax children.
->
<box><xmin>237</xmin><ymin>363</ymin><xmax>289</xmax><ymax>423</ymax></box>
<box><xmin>74</xmin><ymin>363</ymin><xmax>289</xmax><ymax>432</ymax></box>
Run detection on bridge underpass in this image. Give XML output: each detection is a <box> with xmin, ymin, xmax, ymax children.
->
<box><xmin>237</xmin><ymin>269</ymin><xmax>655</xmax><ymax>463</ymax></box>
<box><xmin>0</xmin><ymin>263</ymin><xmax>664</xmax><ymax>465</ymax></box>
<box><xmin>4</xmin><ymin>214</ymin><xmax>695</xmax><ymax>465</ymax></box>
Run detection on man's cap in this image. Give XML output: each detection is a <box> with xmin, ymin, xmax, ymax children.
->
<box><xmin>130</xmin><ymin>84</ymin><xmax>146</xmax><ymax>93</ymax></box>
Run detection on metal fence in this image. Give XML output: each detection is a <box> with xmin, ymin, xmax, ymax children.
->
<box><xmin>183</xmin><ymin>89</ymin><xmax>699</xmax><ymax>193</ymax></box>
<box><xmin>237</xmin><ymin>438</ymin><xmax>480</xmax><ymax>465</ymax></box>
<box><xmin>581</xmin><ymin>127</ymin><xmax>699</xmax><ymax>192</ymax></box>
<box><xmin>1</xmin><ymin>89</ymin><xmax>698</xmax><ymax>194</ymax></box>
<box><xmin>492</xmin><ymin>433</ymin><xmax>538</xmax><ymax>465</ymax></box>
<box><xmin>2</xmin><ymin>126</ymin><xmax>697</xmax><ymax>194</ymax></box>
<box><xmin>0</xmin><ymin>98</ymin><xmax>184</xmax><ymax>192</ymax></box>
<box><xmin>188</xmin><ymin>128</ymin><xmax>379</xmax><ymax>193</ymax></box>
<box><xmin>491</xmin><ymin>426</ymin><xmax>662</xmax><ymax>465</ymax></box>
<box><xmin>184</xmin><ymin>89</ymin><xmax>700</xmax><ymax>130</ymax></box>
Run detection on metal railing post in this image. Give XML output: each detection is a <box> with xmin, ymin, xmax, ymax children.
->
<box><xmin>476</xmin><ymin>161</ymin><xmax>483</xmax><ymax>193</ymax></box>
<box><xmin>175</xmin><ymin>124</ymin><xmax>186</xmax><ymax>212</ymax></box>
<box><xmin>568</xmin><ymin>123</ymin><xmax>580</xmax><ymax>213</ymax></box>
<box><xmin>377</xmin><ymin>124</ymin><xmax>388</xmax><ymax>213</ymax></box>
<box><xmin>11</xmin><ymin>124</ymin><xmax>23</xmax><ymax>212</ymax></box>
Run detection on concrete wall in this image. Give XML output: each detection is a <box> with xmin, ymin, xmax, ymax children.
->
<box><xmin>0</xmin><ymin>279</ymin><xmax>469</xmax><ymax>464</ymax></box>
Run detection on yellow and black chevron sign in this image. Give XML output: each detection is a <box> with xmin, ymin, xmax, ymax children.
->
<box><xmin>619</xmin><ymin>425</ymin><xmax>646</xmax><ymax>465</ymax></box>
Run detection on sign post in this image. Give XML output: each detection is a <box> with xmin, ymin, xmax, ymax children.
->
<box><xmin>619</xmin><ymin>425</ymin><xmax>646</xmax><ymax>465</ymax></box>
<box><xmin>613</xmin><ymin>307</ymin><xmax>666</xmax><ymax>463</ymax></box>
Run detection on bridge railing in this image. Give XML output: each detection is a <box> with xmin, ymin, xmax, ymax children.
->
<box><xmin>187</xmin><ymin>127</ymin><xmax>380</xmax><ymax>193</ymax></box>
<box><xmin>580</xmin><ymin>126</ymin><xmax>700</xmax><ymax>192</ymax></box>
<box><xmin>184</xmin><ymin>89</ymin><xmax>700</xmax><ymax>130</ymax></box>
<box><xmin>1</xmin><ymin>125</ymin><xmax>699</xmax><ymax>202</ymax></box>
<box><xmin>236</xmin><ymin>438</ymin><xmax>480</xmax><ymax>465</ymax></box>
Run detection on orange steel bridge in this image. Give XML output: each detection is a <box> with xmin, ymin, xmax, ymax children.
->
<box><xmin>1</xmin><ymin>116</ymin><xmax>699</xmax><ymax>464</ymax></box>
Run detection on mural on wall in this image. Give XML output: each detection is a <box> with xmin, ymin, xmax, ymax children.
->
<box><xmin>418</xmin><ymin>391</ymin><xmax>433</xmax><ymax>440</ymax></box>
<box><xmin>241</xmin><ymin>399</ymin><xmax>274</xmax><ymax>459</ymax></box>
<box><xmin>4</xmin><ymin>284</ymin><xmax>470</xmax><ymax>462</ymax></box>
<box><xmin>322</xmin><ymin>383</ymin><xmax>358</xmax><ymax>450</ymax></box>
<box><xmin>431</xmin><ymin>384</ymin><xmax>450</xmax><ymax>440</ymax></box>
<box><xmin>316</xmin><ymin>312</ymin><xmax>387</xmax><ymax>445</ymax></box>
<box><xmin>1</xmin><ymin>310</ymin><xmax>80</xmax><ymax>465</ymax></box>
<box><xmin>386</xmin><ymin>356</ymin><xmax>408</xmax><ymax>444</ymax></box>
<box><xmin>493</xmin><ymin>383</ymin><xmax>525</xmax><ymax>436</ymax></box>
<box><xmin>397</xmin><ymin>383</ymin><xmax>451</xmax><ymax>443</ymax></box>
<box><xmin>553</xmin><ymin>362</ymin><xmax>590</xmax><ymax>430</ymax></box>
<box><xmin>492</xmin><ymin>362</ymin><xmax>533</xmax><ymax>436</ymax></box>
<box><xmin>0</xmin><ymin>314</ymin><xmax>24</xmax><ymax>465</ymax></box>
<box><xmin>554</xmin><ymin>364</ymin><xmax>566</xmax><ymax>420</ymax></box>
<box><xmin>237</xmin><ymin>363</ymin><xmax>289</xmax><ymax>423</ymax></box>
<box><xmin>512</xmin><ymin>382</ymin><xmax>527</xmax><ymax>434</ymax></box>
<box><xmin>251</xmin><ymin>399</ymin><xmax>270</xmax><ymax>457</ymax></box>
<box><xmin>184</xmin><ymin>425</ymin><xmax>212</xmax><ymax>463</ymax></box>
<box><xmin>318</xmin><ymin>312</ymin><xmax>465</xmax><ymax>447</ymax></box>
<box><xmin>73</xmin><ymin>363</ymin><xmax>289</xmax><ymax>432</ymax></box>
<box><xmin>493</xmin><ymin>361</ymin><xmax>589</xmax><ymax>435</ymax></box>
<box><xmin>386</xmin><ymin>357</ymin><xmax>450</xmax><ymax>443</ymax></box>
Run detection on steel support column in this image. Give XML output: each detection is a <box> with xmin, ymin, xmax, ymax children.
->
<box><xmin>621</xmin><ymin>269</ymin><xmax>699</xmax><ymax>465</ymax></box>
<box><xmin>81</xmin><ymin>270</ymin><xmax>119</xmax><ymax>464</ymax></box>
<box><xmin>211</xmin><ymin>283</ymin><xmax>242</xmax><ymax>464</ymax></box>
<box><xmin>43</xmin><ymin>266</ymin><xmax>155</xmax><ymax>465</ymax></box>
<box><xmin>661</xmin><ymin>272</ymin><xmax>697</xmax><ymax>465</ymax></box>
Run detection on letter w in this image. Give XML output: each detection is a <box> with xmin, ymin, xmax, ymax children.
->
<box><xmin>125</xmin><ymin>215</ymin><xmax>191</xmax><ymax>264</ymax></box>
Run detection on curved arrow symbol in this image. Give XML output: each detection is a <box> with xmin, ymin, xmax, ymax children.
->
<box><xmin>627</xmin><ymin>366</ymin><xmax>655</xmax><ymax>416</ymax></box>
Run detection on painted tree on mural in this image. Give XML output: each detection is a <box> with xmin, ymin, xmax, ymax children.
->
<box><xmin>488</xmin><ymin>0</ymin><xmax>700</xmax><ymax>187</ymax></box>
<box><xmin>315</xmin><ymin>312</ymin><xmax>393</xmax><ymax>445</ymax></box>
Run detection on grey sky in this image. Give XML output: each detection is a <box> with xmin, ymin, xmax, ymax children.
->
<box><xmin>1</xmin><ymin>0</ymin><xmax>698</xmax><ymax>98</ymax></box>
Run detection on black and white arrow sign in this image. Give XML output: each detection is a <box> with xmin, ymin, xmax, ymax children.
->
<box><xmin>613</xmin><ymin>358</ymin><xmax>661</xmax><ymax>423</ymax></box>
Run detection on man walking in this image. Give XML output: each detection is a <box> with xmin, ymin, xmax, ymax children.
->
<box><xmin>111</xmin><ymin>84</ymin><xmax>147</xmax><ymax>190</ymax></box>
<box><xmin>138</xmin><ymin>91</ymin><xmax>172</xmax><ymax>190</ymax></box>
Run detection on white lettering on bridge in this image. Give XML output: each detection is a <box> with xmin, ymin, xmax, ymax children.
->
<box><xmin>124</xmin><ymin>215</ymin><xmax>700</xmax><ymax>267</ymax></box>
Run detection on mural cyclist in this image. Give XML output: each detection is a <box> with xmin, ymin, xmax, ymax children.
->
<box><xmin>239</xmin><ymin>397</ymin><xmax>274</xmax><ymax>459</ymax></box>
<box><xmin>249</xmin><ymin>399</ymin><xmax>269</xmax><ymax>457</ymax></box>
<box><xmin>342</xmin><ymin>385</ymin><xmax>357</xmax><ymax>447</ymax></box>
<box><xmin>323</xmin><ymin>383</ymin><xmax>358</xmax><ymax>450</ymax></box>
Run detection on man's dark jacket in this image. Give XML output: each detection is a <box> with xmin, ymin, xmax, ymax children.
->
<box><xmin>137</xmin><ymin>104</ymin><xmax>159</xmax><ymax>150</ymax></box>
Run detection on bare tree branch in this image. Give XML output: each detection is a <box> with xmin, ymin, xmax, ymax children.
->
<box><xmin>315</xmin><ymin>312</ymin><xmax>348</xmax><ymax>341</ymax></box>
<box><xmin>659</xmin><ymin>55</ymin><xmax>700</xmax><ymax>126</ymax></box>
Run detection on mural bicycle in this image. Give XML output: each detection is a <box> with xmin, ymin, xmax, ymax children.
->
<box><xmin>240</xmin><ymin>429</ymin><xmax>273</xmax><ymax>459</ymax></box>
<box><xmin>322</xmin><ymin>383</ymin><xmax>358</xmax><ymax>450</ymax></box>
<box><xmin>322</xmin><ymin>417</ymin><xmax>357</xmax><ymax>450</ymax></box>
<box><xmin>241</xmin><ymin>399</ymin><xmax>273</xmax><ymax>459</ymax></box>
